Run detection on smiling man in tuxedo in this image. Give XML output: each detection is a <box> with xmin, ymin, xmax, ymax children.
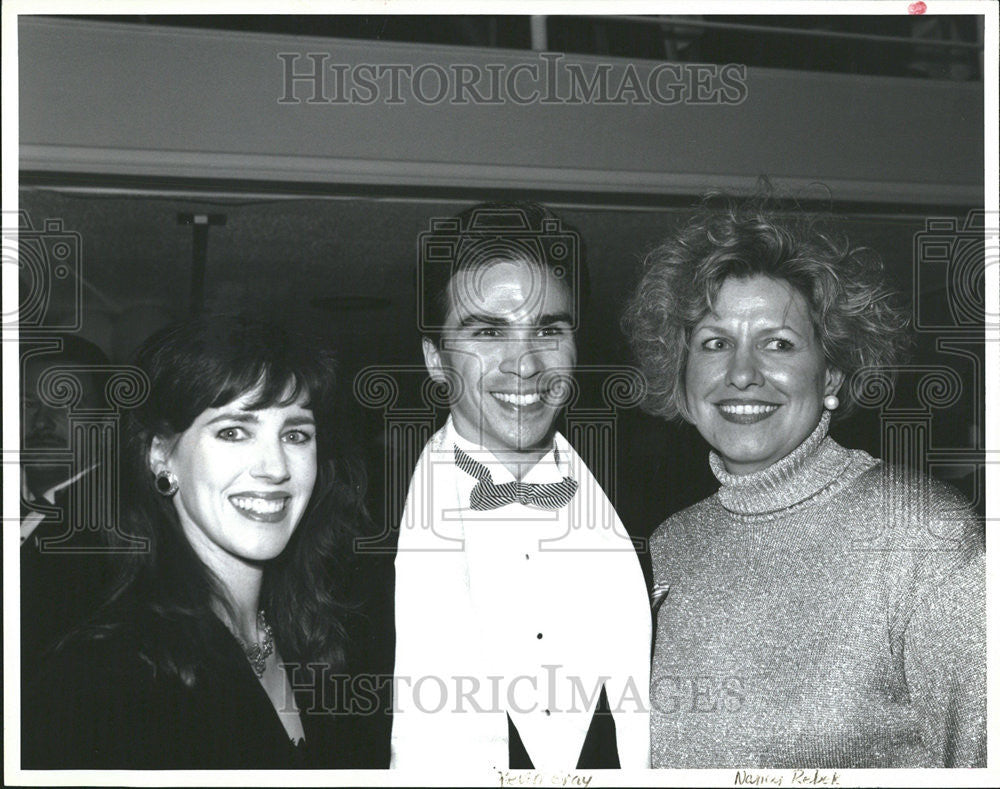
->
<box><xmin>390</xmin><ymin>203</ymin><xmax>650</xmax><ymax>772</ymax></box>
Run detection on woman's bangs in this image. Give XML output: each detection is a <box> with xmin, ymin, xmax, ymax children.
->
<box><xmin>240</xmin><ymin>366</ymin><xmax>317</xmax><ymax>411</ymax></box>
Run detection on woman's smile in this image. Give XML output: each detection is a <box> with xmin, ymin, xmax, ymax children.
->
<box><xmin>228</xmin><ymin>493</ymin><xmax>291</xmax><ymax>522</ymax></box>
<box><xmin>714</xmin><ymin>399</ymin><xmax>781</xmax><ymax>423</ymax></box>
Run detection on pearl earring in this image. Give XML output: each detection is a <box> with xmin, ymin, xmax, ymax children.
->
<box><xmin>823</xmin><ymin>395</ymin><xmax>840</xmax><ymax>411</ymax></box>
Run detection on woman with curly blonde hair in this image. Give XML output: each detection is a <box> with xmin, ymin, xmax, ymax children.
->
<box><xmin>624</xmin><ymin>192</ymin><xmax>985</xmax><ymax>768</ymax></box>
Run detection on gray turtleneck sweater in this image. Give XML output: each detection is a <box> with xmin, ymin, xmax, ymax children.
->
<box><xmin>650</xmin><ymin>413</ymin><xmax>985</xmax><ymax>768</ymax></box>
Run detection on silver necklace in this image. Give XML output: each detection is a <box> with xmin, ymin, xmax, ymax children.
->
<box><xmin>234</xmin><ymin>609</ymin><xmax>274</xmax><ymax>678</ymax></box>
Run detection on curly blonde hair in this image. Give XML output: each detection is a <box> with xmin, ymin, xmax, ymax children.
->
<box><xmin>622</xmin><ymin>191</ymin><xmax>912</xmax><ymax>422</ymax></box>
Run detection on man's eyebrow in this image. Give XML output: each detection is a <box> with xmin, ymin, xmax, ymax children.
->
<box><xmin>457</xmin><ymin>313</ymin><xmax>512</xmax><ymax>329</ymax></box>
<box><xmin>456</xmin><ymin>312</ymin><xmax>574</xmax><ymax>329</ymax></box>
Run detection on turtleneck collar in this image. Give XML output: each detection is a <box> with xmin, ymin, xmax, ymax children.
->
<box><xmin>708</xmin><ymin>410</ymin><xmax>855</xmax><ymax>515</ymax></box>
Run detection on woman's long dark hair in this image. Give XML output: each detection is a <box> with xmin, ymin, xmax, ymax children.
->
<box><xmin>96</xmin><ymin>314</ymin><xmax>366</xmax><ymax>685</ymax></box>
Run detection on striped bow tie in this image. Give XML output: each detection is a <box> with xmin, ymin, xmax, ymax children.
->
<box><xmin>454</xmin><ymin>446</ymin><xmax>579</xmax><ymax>511</ymax></box>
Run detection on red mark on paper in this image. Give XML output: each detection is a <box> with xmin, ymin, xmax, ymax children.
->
<box><xmin>908</xmin><ymin>1</ymin><xmax>927</xmax><ymax>13</ymax></box>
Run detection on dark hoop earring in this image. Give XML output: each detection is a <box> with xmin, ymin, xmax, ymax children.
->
<box><xmin>155</xmin><ymin>470</ymin><xmax>179</xmax><ymax>496</ymax></box>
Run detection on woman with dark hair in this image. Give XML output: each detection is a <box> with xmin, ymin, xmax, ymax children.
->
<box><xmin>624</xmin><ymin>194</ymin><xmax>985</xmax><ymax>767</ymax></box>
<box><xmin>22</xmin><ymin>315</ymin><xmax>372</xmax><ymax>768</ymax></box>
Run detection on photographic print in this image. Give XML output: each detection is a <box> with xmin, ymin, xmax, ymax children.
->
<box><xmin>3</xmin><ymin>2</ymin><xmax>996</xmax><ymax>786</ymax></box>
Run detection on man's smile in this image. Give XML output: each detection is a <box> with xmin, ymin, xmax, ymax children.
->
<box><xmin>491</xmin><ymin>391</ymin><xmax>545</xmax><ymax>406</ymax></box>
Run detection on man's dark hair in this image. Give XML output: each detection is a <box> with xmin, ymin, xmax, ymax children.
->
<box><xmin>419</xmin><ymin>201</ymin><xmax>589</xmax><ymax>344</ymax></box>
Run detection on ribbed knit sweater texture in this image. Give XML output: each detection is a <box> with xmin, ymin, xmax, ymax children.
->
<box><xmin>650</xmin><ymin>413</ymin><xmax>986</xmax><ymax>768</ymax></box>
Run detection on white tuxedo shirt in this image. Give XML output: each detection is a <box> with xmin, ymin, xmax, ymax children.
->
<box><xmin>391</xmin><ymin>418</ymin><xmax>650</xmax><ymax>771</ymax></box>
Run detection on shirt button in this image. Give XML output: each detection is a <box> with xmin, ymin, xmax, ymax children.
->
<box><xmin>536</xmin><ymin>633</ymin><xmax>543</xmax><ymax>640</ymax></box>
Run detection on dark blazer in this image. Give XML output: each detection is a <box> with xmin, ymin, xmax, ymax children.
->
<box><xmin>21</xmin><ymin>613</ymin><xmax>381</xmax><ymax>769</ymax></box>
